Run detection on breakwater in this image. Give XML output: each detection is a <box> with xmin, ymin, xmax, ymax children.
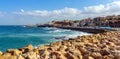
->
<box><xmin>57</xmin><ymin>27</ymin><xmax>107</xmax><ymax>34</ymax></box>
<box><xmin>37</xmin><ymin>25</ymin><xmax>116</xmax><ymax>34</ymax></box>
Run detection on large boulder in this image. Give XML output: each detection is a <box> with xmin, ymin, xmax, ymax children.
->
<box><xmin>23</xmin><ymin>52</ymin><xmax>40</xmax><ymax>59</ymax></box>
<box><xmin>50</xmin><ymin>51</ymin><xmax>66</xmax><ymax>59</ymax></box>
<box><xmin>22</xmin><ymin>44</ymin><xmax>34</xmax><ymax>53</ymax></box>
<box><xmin>0</xmin><ymin>51</ymin><xmax>3</xmax><ymax>55</ymax></box>
<box><xmin>90</xmin><ymin>52</ymin><xmax>102</xmax><ymax>59</ymax></box>
<box><xmin>7</xmin><ymin>49</ymin><xmax>22</xmax><ymax>56</ymax></box>
<box><xmin>2</xmin><ymin>53</ymin><xmax>17</xmax><ymax>59</ymax></box>
<box><xmin>26</xmin><ymin>44</ymin><xmax>34</xmax><ymax>51</ymax></box>
<box><xmin>39</xmin><ymin>49</ymin><xmax>49</xmax><ymax>59</ymax></box>
<box><xmin>0</xmin><ymin>55</ymin><xmax>4</xmax><ymax>59</ymax></box>
<box><xmin>18</xmin><ymin>55</ymin><xmax>25</xmax><ymax>59</ymax></box>
<box><xmin>64</xmin><ymin>52</ymin><xmax>79</xmax><ymax>59</ymax></box>
<box><xmin>6</xmin><ymin>55</ymin><xmax>17</xmax><ymax>59</ymax></box>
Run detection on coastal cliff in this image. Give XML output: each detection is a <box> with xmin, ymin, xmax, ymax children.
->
<box><xmin>0</xmin><ymin>31</ymin><xmax>120</xmax><ymax>59</ymax></box>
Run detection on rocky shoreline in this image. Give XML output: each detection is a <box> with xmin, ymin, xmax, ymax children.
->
<box><xmin>0</xmin><ymin>31</ymin><xmax>120</xmax><ymax>59</ymax></box>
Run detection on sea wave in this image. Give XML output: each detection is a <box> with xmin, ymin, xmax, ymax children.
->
<box><xmin>43</xmin><ymin>27</ymin><xmax>58</xmax><ymax>30</ymax></box>
<box><xmin>48</xmin><ymin>29</ymin><xmax>71</xmax><ymax>33</ymax></box>
<box><xmin>0</xmin><ymin>26</ymin><xmax>92</xmax><ymax>52</ymax></box>
<box><xmin>52</xmin><ymin>31</ymin><xmax>91</xmax><ymax>40</ymax></box>
<box><xmin>0</xmin><ymin>29</ymin><xmax>91</xmax><ymax>39</ymax></box>
<box><xmin>0</xmin><ymin>34</ymin><xmax>51</xmax><ymax>38</ymax></box>
<box><xmin>67</xmin><ymin>32</ymin><xmax>91</xmax><ymax>38</ymax></box>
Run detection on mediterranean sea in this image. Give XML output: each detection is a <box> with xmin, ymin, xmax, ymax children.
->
<box><xmin>0</xmin><ymin>25</ymin><xmax>90</xmax><ymax>52</ymax></box>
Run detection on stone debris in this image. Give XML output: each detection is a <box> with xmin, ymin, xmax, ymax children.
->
<box><xmin>0</xmin><ymin>31</ymin><xmax>120</xmax><ymax>59</ymax></box>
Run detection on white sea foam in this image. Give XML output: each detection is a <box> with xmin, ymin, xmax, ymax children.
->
<box><xmin>0</xmin><ymin>34</ymin><xmax>48</xmax><ymax>38</ymax></box>
<box><xmin>43</xmin><ymin>27</ymin><xmax>58</xmax><ymax>30</ymax></box>
<box><xmin>52</xmin><ymin>31</ymin><xmax>91</xmax><ymax>40</ymax></box>
<box><xmin>49</xmin><ymin>30</ymin><xmax>62</xmax><ymax>33</ymax></box>
<box><xmin>0</xmin><ymin>26</ymin><xmax>93</xmax><ymax>52</ymax></box>
<box><xmin>48</xmin><ymin>29</ymin><xmax>71</xmax><ymax>33</ymax></box>
<box><xmin>0</xmin><ymin>34</ymin><xmax>26</xmax><ymax>38</ymax></box>
<box><xmin>35</xmin><ymin>31</ymin><xmax>91</xmax><ymax>48</ymax></box>
<box><xmin>31</xmin><ymin>28</ymin><xmax>92</xmax><ymax>48</ymax></box>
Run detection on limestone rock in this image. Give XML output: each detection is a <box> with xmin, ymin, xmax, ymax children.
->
<box><xmin>18</xmin><ymin>55</ymin><xmax>25</xmax><ymax>59</ymax></box>
<box><xmin>88</xmin><ymin>56</ymin><xmax>94</xmax><ymax>59</ymax></box>
<box><xmin>23</xmin><ymin>44</ymin><xmax>34</xmax><ymax>53</ymax></box>
<box><xmin>6</xmin><ymin>49</ymin><xmax>22</xmax><ymax>56</ymax></box>
<box><xmin>100</xmin><ymin>49</ymin><xmax>110</xmax><ymax>56</ymax></box>
<box><xmin>58</xmin><ymin>45</ymin><xmax>67</xmax><ymax>51</ymax></box>
<box><xmin>0</xmin><ymin>55</ymin><xmax>4</xmax><ymax>59</ymax></box>
<box><xmin>0</xmin><ymin>51</ymin><xmax>3</xmax><ymax>55</ymax></box>
<box><xmin>0</xmin><ymin>31</ymin><xmax>119</xmax><ymax>59</ymax></box>
<box><xmin>39</xmin><ymin>49</ymin><xmax>49</xmax><ymax>59</ymax></box>
<box><xmin>50</xmin><ymin>51</ymin><xmax>66</xmax><ymax>59</ymax></box>
<box><xmin>26</xmin><ymin>44</ymin><xmax>34</xmax><ymax>50</ymax></box>
<box><xmin>64</xmin><ymin>53</ymin><xmax>78</xmax><ymax>59</ymax></box>
<box><xmin>3</xmin><ymin>53</ymin><xmax>17</xmax><ymax>59</ymax></box>
<box><xmin>38</xmin><ymin>45</ymin><xmax>49</xmax><ymax>50</ymax></box>
<box><xmin>90</xmin><ymin>52</ymin><xmax>102</xmax><ymax>59</ymax></box>
<box><xmin>23</xmin><ymin>52</ymin><xmax>40</xmax><ymax>59</ymax></box>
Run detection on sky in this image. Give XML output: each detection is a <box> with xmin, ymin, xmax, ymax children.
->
<box><xmin>0</xmin><ymin>0</ymin><xmax>120</xmax><ymax>25</ymax></box>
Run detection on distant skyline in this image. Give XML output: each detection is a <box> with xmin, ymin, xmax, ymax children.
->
<box><xmin>0</xmin><ymin>0</ymin><xmax>120</xmax><ymax>25</ymax></box>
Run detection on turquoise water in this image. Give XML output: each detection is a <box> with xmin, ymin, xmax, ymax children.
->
<box><xmin>0</xmin><ymin>26</ymin><xmax>90</xmax><ymax>52</ymax></box>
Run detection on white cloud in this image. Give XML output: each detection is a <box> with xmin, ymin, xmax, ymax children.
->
<box><xmin>82</xmin><ymin>1</ymin><xmax>120</xmax><ymax>14</ymax></box>
<box><xmin>1</xmin><ymin>0</ymin><xmax>120</xmax><ymax>25</ymax></box>
<box><xmin>107</xmin><ymin>1</ymin><xmax>120</xmax><ymax>12</ymax></box>
<box><xmin>13</xmin><ymin>1</ymin><xmax>120</xmax><ymax>20</ymax></box>
<box><xmin>14</xmin><ymin>7</ymin><xmax>81</xmax><ymax>19</ymax></box>
<box><xmin>20</xmin><ymin>9</ymin><xmax>25</xmax><ymax>12</ymax></box>
<box><xmin>0</xmin><ymin>12</ymin><xmax>6</xmax><ymax>17</ymax></box>
<box><xmin>83</xmin><ymin>5</ymin><xmax>105</xmax><ymax>14</ymax></box>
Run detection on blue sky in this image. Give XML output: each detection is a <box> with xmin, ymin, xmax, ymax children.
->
<box><xmin>0</xmin><ymin>0</ymin><xmax>110</xmax><ymax>12</ymax></box>
<box><xmin>0</xmin><ymin>0</ymin><xmax>120</xmax><ymax>25</ymax></box>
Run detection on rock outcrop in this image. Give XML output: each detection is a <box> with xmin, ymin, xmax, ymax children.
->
<box><xmin>0</xmin><ymin>31</ymin><xmax>120</xmax><ymax>59</ymax></box>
